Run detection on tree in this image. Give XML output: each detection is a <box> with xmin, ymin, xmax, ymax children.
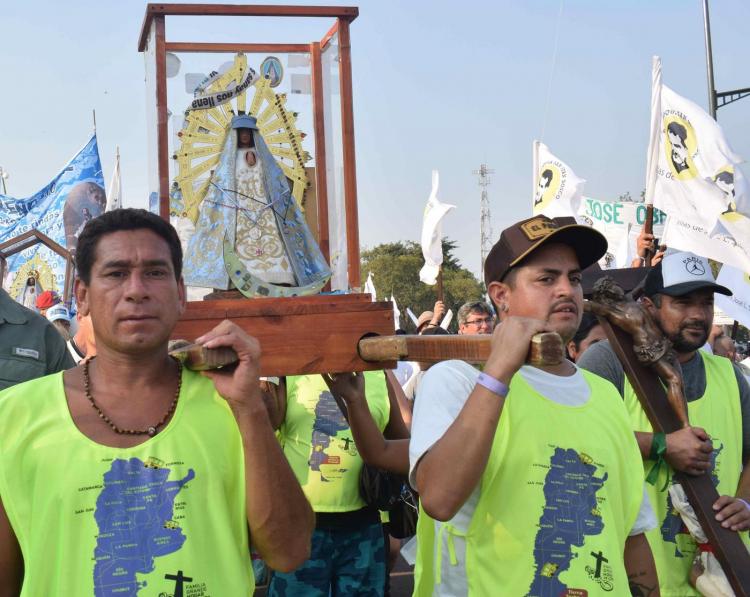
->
<box><xmin>360</xmin><ymin>238</ymin><xmax>486</xmax><ymax>333</ymax></box>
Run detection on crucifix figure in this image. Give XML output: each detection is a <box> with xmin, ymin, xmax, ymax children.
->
<box><xmin>585</xmin><ymin>276</ymin><xmax>689</xmax><ymax>429</ymax></box>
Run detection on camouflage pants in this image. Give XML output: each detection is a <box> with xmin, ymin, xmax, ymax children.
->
<box><xmin>268</xmin><ymin>522</ymin><xmax>386</xmax><ymax>596</ymax></box>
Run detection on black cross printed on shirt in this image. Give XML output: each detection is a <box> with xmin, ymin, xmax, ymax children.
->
<box><xmin>590</xmin><ymin>551</ymin><xmax>609</xmax><ymax>578</ymax></box>
<box><xmin>165</xmin><ymin>570</ymin><xmax>193</xmax><ymax>597</ymax></box>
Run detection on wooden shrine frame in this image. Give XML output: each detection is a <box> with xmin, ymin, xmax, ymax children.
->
<box><xmin>138</xmin><ymin>3</ymin><xmax>362</xmax><ymax>288</ymax></box>
<box><xmin>0</xmin><ymin>229</ymin><xmax>75</xmax><ymax>304</ymax></box>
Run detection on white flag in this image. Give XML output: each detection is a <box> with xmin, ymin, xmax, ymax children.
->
<box><xmin>532</xmin><ymin>141</ymin><xmax>585</xmax><ymax>218</ymax></box>
<box><xmin>106</xmin><ymin>147</ymin><xmax>122</xmax><ymax>211</ymax></box>
<box><xmin>391</xmin><ymin>294</ymin><xmax>401</xmax><ymax>330</ymax></box>
<box><xmin>364</xmin><ymin>271</ymin><xmax>376</xmax><ymax>301</ymax></box>
<box><xmin>645</xmin><ymin>56</ymin><xmax>743</xmax><ymax>228</ymax></box>
<box><xmin>406</xmin><ymin>307</ymin><xmax>419</xmax><ymax>328</ymax></box>
<box><xmin>662</xmin><ymin>216</ymin><xmax>750</xmax><ymax>272</ymax></box>
<box><xmin>440</xmin><ymin>309</ymin><xmax>453</xmax><ymax>330</ymax></box>
<box><xmin>419</xmin><ymin>171</ymin><xmax>456</xmax><ymax>285</ymax></box>
<box><xmin>715</xmin><ymin>264</ymin><xmax>750</xmax><ymax>330</ymax></box>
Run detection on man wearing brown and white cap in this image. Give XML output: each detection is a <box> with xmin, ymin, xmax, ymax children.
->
<box><xmin>409</xmin><ymin>215</ymin><xmax>658</xmax><ymax>596</ymax></box>
<box><xmin>579</xmin><ymin>249</ymin><xmax>750</xmax><ymax>595</ymax></box>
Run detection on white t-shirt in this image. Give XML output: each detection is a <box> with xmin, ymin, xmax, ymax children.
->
<box><xmin>409</xmin><ymin>360</ymin><xmax>656</xmax><ymax>597</ymax></box>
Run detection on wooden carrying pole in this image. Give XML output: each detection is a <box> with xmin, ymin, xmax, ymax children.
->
<box><xmin>359</xmin><ymin>334</ymin><xmax>490</xmax><ymax>365</ymax></box>
<box><xmin>596</xmin><ymin>317</ymin><xmax>750</xmax><ymax>595</ymax></box>
<box><xmin>643</xmin><ymin>204</ymin><xmax>655</xmax><ymax>265</ymax></box>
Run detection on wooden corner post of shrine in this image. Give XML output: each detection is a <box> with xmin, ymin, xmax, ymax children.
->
<box><xmin>138</xmin><ymin>4</ymin><xmax>397</xmax><ymax>376</ymax></box>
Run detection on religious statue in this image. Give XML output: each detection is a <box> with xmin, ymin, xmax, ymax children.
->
<box><xmin>585</xmin><ymin>276</ymin><xmax>690</xmax><ymax>429</ymax></box>
<box><xmin>20</xmin><ymin>272</ymin><xmax>40</xmax><ymax>311</ymax></box>
<box><xmin>183</xmin><ymin>113</ymin><xmax>331</xmax><ymax>296</ymax></box>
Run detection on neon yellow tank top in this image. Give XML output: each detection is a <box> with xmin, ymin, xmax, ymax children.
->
<box><xmin>414</xmin><ymin>370</ymin><xmax>642</xmax><ymax>596</ymax></box>
<box><xmin>624</xmin><ymin>351</ymin><xmax>748</xmax><ymax>596</ymax></box>
<box><xmin>0</xmin><ymin>368</ymin><xmax>254</xmax><ymax>596</ymax></box>
<box><xmin>280</xmin><ymin>371</ymin><xmax>389</xmax><ymax>512</ymax></box>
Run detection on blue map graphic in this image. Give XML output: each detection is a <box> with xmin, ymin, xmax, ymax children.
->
<box><xmin>527</xmin><ymin>447</ymin><xmax>607</xmax><ymax>596</ymax></box>
<box><xmin>661</xmin><ymin>442</ymin><xmax>723</xmax><ymax>556</ymax></box>
<box><xmin>309</xmin><ymin>391</ymin><xmax>349</xmax><ymax>481</ymax></box>
<box><xmin>93</xmin><ymin>457</ymin><xmax>195</xmax><ymax>596</ymax></box>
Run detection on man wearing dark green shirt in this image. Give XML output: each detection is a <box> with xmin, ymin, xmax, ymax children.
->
<box><xmin>0</xmin><ymin>288</ymin><xmax>74</xmax><ymax>389</ymax></box>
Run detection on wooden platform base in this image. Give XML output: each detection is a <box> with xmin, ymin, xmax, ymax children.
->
<box><xmin>172</xmin><ymin>293</ymin><xmax>396</xmax><ymax>377</ymax></box>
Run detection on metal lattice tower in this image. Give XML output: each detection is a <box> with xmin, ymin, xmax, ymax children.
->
<box><xmin>473</xmin><ymin>164</ymin><xmax>494</xmax><ymax>275</ymax></box>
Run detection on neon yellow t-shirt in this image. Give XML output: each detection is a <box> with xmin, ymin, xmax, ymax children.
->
<box><xmin>414</xmin><ymin>370</ymin><xmax>642</xmax><ymax>596</ymax></box>
<box><xmin>0</xmin><ymin>368</ymin><xmax>254</xmax><ymax>596</ymax></box>
<box><xmin>280</xmin><ymin>372</ymin><xmax>390</xmax><ymax>512</ymax></box>
<box><xmin>624</xmin><ymin>351</ymin><xmax>749</xmax><ymax>596</ymax></box>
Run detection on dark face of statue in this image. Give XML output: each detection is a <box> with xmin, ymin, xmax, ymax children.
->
<box><xmin>237</xmin><ymin>128</ymin><xmax>254</xmax><ymax>148</ymax></box>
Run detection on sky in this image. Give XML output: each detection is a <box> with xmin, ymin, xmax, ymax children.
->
<box><xmin>1</xmin><ymin>0</ymin><xmax>749</xmax><ymax>280</ymax></box>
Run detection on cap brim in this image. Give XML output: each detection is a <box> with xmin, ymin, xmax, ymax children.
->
<box><xmin>509</xmin><ymin>224</ymin><xmax>608</xmax><ymax>272</ymax></box>
<box><xmin>661</xmin><ymin>281</ymin><xmax>733</xmax><ymax>297</ymax></box>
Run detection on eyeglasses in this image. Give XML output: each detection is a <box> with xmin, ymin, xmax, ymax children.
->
<box><xmin>464</xmin><ymin>317</ymin><xmax>493</xmax><ymax>327</ymax></box>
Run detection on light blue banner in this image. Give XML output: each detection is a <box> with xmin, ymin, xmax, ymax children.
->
<box><xmin>0</xmin><ymin>135</ymin><xmax>105</xmax><ymax>302</ymax></box>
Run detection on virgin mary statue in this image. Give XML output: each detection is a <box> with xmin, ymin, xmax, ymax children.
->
<box><xmin>183</xmin><ymin>113</ymin><xmax>330</xmax><ymax>293</ymax></box>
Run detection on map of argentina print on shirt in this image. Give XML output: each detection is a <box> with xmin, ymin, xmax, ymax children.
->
<box><xmin>93</xmin><ymin>457</ymin><xmax>194</xmax><ymax>596</ymax></box>
<box><xmin>527</xmin><ymin>447</ymin><xmax>612</xmax><ymax>595</ymax></box>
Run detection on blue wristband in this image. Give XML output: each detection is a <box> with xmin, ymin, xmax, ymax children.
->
<box><xmin>476</xmin><ymin>372</ymin><xmax>509</xmax><ymax>398</ymax></box>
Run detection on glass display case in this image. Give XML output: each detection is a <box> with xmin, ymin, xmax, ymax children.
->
<box><xmin>139</xmin><ymin>4</ymin><xmax>360</xmax><ymax>293</ymax></box>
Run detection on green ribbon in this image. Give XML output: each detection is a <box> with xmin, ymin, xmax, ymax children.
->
<box><xmin>646</xmin><ymin>432</ymin><xmax>670</xmax><ymax>490</ymax></box>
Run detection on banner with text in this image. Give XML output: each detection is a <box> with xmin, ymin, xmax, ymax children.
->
<box><xmin>577</xmin><ymin>197</ymin><xmax>666</xmax><ymax>269</ymax></box>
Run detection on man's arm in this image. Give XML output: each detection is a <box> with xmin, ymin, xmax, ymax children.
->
<box><xmin>260</xmin><ymin>377</ymin><xmax>286</xmax><ymax>431</ymax></box>
<box><xmin>384</xmin><ymin>369</ymin><xmax>412</xmax><ymax>432</ymax></box>
<box><xmin>414</xmin><ymin>317</ymin><xmax>551</xmax><ymax>522</ymax></box>
<box><xmin>197</xmin><ymin>321</ymin><xmax>313</xmax><ymax>572</ymax></box>
<box><xmin>712</xmin><ymin>463</ymin><xmax>750</xmax><ymax>532</ymax></box>
<box><xmin>732</xmin><ymin>364</ymin><xmax>750</xmax><ymax>463</ymax></box>
<box><xmin>0</xmin><ymin>497</ymin><xmax>23</xmax><ymax>596</ymax></box>
<box><xmin>624</xmin><ymin>533</ymin><xmax>660</xmax><ymax>596</ymax></box>
<box><xmin>324</xmin><ymin>372</ymin><xmax>409</xmax><ymax>475</ymax></box>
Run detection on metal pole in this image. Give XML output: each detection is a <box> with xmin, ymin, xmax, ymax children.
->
<box><xmin>702</xmin><ymin>0</ymin><xmax>717</xmax><ymax>118</ymax></box>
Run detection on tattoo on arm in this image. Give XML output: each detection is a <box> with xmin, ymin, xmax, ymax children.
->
<box><xmin>628</xmin><ymin>571</ymin><xmax>657</xmax><ymax>597</ymax></box>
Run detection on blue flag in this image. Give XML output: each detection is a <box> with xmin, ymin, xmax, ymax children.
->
<box><xmin>0</xmin><ymin>134</ymin><xmax>105</xmax><ymax>302</ymax></box>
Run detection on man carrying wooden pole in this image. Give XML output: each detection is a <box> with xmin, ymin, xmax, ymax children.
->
<box><xmin>409</xmin><ymin>215</ymin><xmax>659</xmax><ymax>595</ymax></box>
<box><xmin>579</xmin><ymin>249</ymin><xmax>750</xmax><ymax>595</ymax></box>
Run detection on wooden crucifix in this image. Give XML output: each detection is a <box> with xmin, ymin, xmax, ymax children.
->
<box><xmin>586</xmin><ymin>276</ymin><xmax>750</xmax><ymax>596</ymax></box>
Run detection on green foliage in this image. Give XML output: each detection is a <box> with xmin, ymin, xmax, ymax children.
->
<box><xmin>360</xmin><ymin>238</ymin><xmax>485</xmax><ymax>333</ymax></box>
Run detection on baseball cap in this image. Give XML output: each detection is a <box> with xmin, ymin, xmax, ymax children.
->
<box><xmin>416</xmin><ymin>311</ymin><xmax>434</xmax><ymax>330</ymax></box>
<box><xmin>644</xmin><ymin>250</ymin><xmax>731</xmax><ymax>297</ymax></box>
<box><xmin>484</xmin><ymin>215</ymin><xmax>608</xmax><ymax>286</ymax></box>
<box><xmin>46</xmin><ymin>304</ymin><xmax>71</xmax><ymax>323</ymax></box>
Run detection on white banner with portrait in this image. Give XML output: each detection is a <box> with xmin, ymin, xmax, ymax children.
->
<box><xmin>645</xmin><ymin>56</ymin><xmax>744</xmax><ymax>228</ymax></box>
<box><xmin>532</xmin><ymin>141</ymin><xmax>585</xmax><ymax>219</ymax></box>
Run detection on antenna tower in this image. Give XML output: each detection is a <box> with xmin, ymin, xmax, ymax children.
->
<box><xmin>473</xmin><ymin>163</ymin><xmax>494</xmax><ymax>276</ymax></box>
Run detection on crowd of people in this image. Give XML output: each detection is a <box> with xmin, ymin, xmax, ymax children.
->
<box><xmin>0</xmin><ymin>207</ymin><xmax>749</xmax><ymax>596</ymax></box>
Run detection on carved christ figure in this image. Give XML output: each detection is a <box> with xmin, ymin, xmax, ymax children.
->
<box><xmin>585</xmin><ymin>277</ymin><xmax>690</xmax><ymax>429</ymax></box>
